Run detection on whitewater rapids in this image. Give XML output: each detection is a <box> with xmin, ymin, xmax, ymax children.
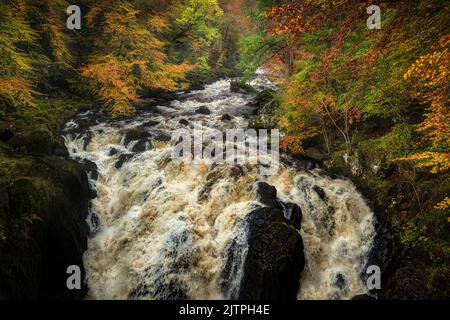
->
<box><xmin>63</xmin><ymin>73</ymin><xmax>376</xmax><ymax>300</ymax></box>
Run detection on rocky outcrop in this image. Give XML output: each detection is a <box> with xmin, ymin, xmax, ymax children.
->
<box><xmin>236</xmin><ymin>207</ymin><xmax>305</xmax><ymax>300</ymax></box>
<box><xmin>221</xmin><ymin>182</ymin><xmax>305</xmax><ymax>300</ymax></box>
<box><xmin>1</xmin><ymin>106</ymin><xmax>93</xmax><ymax>299</ymax></box>
<box><xmin>0</xmin><ymin>155</ymin><xmax>91</xmax><ymax>299</ymax></box>
<box><xmin>255</xmin><ymin>182</ymin><xmax>303</xmax><ymax>230</ymax></box>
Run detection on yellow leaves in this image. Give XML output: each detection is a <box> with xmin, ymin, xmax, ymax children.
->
<box><xmin>435</xmin><ymin>197</ymin><xmax>450</xmax><ymax>210</ymax></box>
<box><xmin>403</xmin><ymin>34</ymin><xmax>449</xmax><ymax>88</ymax></box>
<box><xmin>398</xmin><ymin>34</ymin><xmax>450</xmax><ymax>194</ymax></box>
<box><xmin>148</xmin><ymin>16</ymin><xmax>170</xmax><ymax>33</ymax></box>
<box><xmin>144</xmin><ymin>62</ymin><xmax>195</xmax><ymax>91</ymax></box>
<box><xmin>81</xmin><ymin>1</ymin><xmax>199</xmax><ymax>117</ymax></box>
<box><xmin>82</xmin><ymin>56</ymin><xmax>138</xmax><ymax>117</ymax></box>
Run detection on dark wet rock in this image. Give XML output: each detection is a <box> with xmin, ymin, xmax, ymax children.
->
<box><xmin>115</xmin><ymin>154</ymin><xmax>134</xmax><ymax>169</ymax></box>
<box><xmin>333</xmin><ymin>273</ymin><xmax>347</xmax><ymax>291</ymax></box>
<box><xmin>313</xmin><ymin>185</ymin><xmax>326</xmax><ymax>200</ymax></box>
<box><xmin>108</xmin><ymin>147</ymin><xmax>119</xmax><ymax>156</ymax></box>
<box><xmin>152</xmin><ymin>132</ymin><xmax>172</xmax><ymax>142</ymax></box>
<box><xmin>254</xmin><ymin>181</ymin><xmax>302</xmax><ymax>230</ymax></box>
<box><xmin>223</xmin><ymin>206</ymin><xmax>304</xmax><ymax>300</ymax></box>
<box><xmin>229</xmin><ymin>165</ymin><xmax>244</xmax><ymax>180</ymax></box>
<box><xmin>255</xmin><ymin>182</ymin><xmax>278</xmax><ymax>208</ymax></box>
<box><xmin>131</xmin><ymin>139</ymin><xmax>152</xmax><ymax>153</ymax></box>
<box><xmin>362</xmin><ymin>212</ymin><xmax>393</xmax><ymax>296</ymax></box>
<box><xmin>79</xmin><ymin>158</ymin><xmax>98</xmax><ymax>181</ymax></box>
<box><xmin>4</xmin><ymin>133</ymin><xmax>21</xmax><ymax>150</ymax></box>
<box><xmin>54</xmin><ymin>146</ymin><xmax>69</xmax><ymax>157</ymax></box>
<box><xmin>83</xmin><ymin>131</ymin><xmax>93</xmax><ymax>150</ymax></box>
<box><xmin>0</xmin><ymin>122</ymin><xmax>16</xmax><ymax>142</ymax></box>
<box><xmin>0</xmin><ymin>157</ymin><xmax>90</xmax><ymax>299</ymax></box>
<box><xmin>278</xmin><ymin>202</ymin><xmax>302</xmax><ymax>230</ymax></box>
<box><xmin>87</xmin><ymin>211</ymin><xmax>100</xmax><ymax>232</ymax></box>
<box><xmin>198</xmin><ymin>169</ymin><xmax>223</xmax><ymax>201</ymax></box>
<box><xmin>179</xmin><ymin>118</ymin><xmax>189</xmax><ymax>126</ymax></box>
<box><xmin>122</xmin><ymin>128</ymin><xmax>150</xmax><ymax>146</ymax></box>
<box><xmin>230</xmin><ymin>81</ymin><xmax>257</xmax><ymax>94</ymax></box>
<box><xmin>195</xmin><ymin>105</ymin><xmax>211</xmax><ymax>115</ymax></box>
<box><xmin>0</xmin><ymin>140</ymin><xmax>13</xmax><ymax>152</ymax></box>
<box><xmin>221</xmin><ymin>113</ymin><xmax>232</xmax><ymax>121</ymax></box>
<box><xmin>142</xmin><ymin>120</ymin><xmax>159</xmax><ymax>127</ymax></box>
<box><xmin>352</xmin><ymin>294</ymin><xmax>376</xmax><ymax>300</ymax></box>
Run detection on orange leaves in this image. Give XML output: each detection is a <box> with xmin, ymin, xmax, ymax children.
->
<box><xmin>82</xmin><ymin>56</ymin><xmax>138</xmax><ymax>116</ymax></box>
<box><xmin>265</xmin><ymin>1</ymin><xmax>308</xmax><ymax>37</ymax></box>
<box><xmin>404</xmin><ymin>34</ymin><xmax>450</xmax><ymax>88</ymax></box>
<box><xmin>143</xmin><ymin>62</ymin><xmax>195</xmax><ymax>91</ymax></box>
<box><xmin>435</xmin><ymin>197</ymin><xmax>450</xmax><ymax>210</ymax></box>
<box><xmin>0</xmin><ymin>78</ymin><xmax>36</xmax><ymax>108</ymax></box>
<box><xmin>396</xmin><ymin>35</ymin><xmax>449</xmax><ymax>206</ymax></box>
<box><xmin>280</xmin><ymin>135</ymin><xmax>305</xmax><ymax>154</ymax></box>
<box><xmin>401</xmin><ymin>34</ymin><xmax>449</xmax><ymax>159</ymax></box>
<box><xmin>81</xmin><ymin>1</ymin><xmax>197</xmax><ymax>117</ymax></box>
<box><xmin>396</xmin><ymin>152</ymin><xmax>450</xmax><ymax>174</ymax></box>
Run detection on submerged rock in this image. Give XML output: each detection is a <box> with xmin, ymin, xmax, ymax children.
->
<box><xmin>313</xmin><ymin>185</ymin><xmax>326</xmax><ymax>200</ymax></box>
<box><xmin>152</xmin><ymin>132</ymin><xmax>172</xmax><ymax>142</ymax></box>
<box><xmin>179</xmin><ymin>118</ymin><xmax>189</xmax><ymax>126</ymax></box>
<box><xmin>278</xmin><ymin>202</ymin><xmax>302</xmax><ymax>230</ymax></box>
<box><xmin>131</xmin><ymin>139</ymin><xmax>152</xmax><ymax>153</ymax></box>
<box><xmin>79</xmin><ymin>158</ymin><xmax>99</xmax><ymax>181</ymax></box>
<box><xmin>195</xmin><ymin>105</ymin><xmax>211</xmax><ymax>115</ymax></box>
<box><xmin>122</xmin><ymin>128</ymin><xmax>150</xmax><ymax>146</ymax></box>
<box><xmin>142</xmin><ymin>120</ymin><xmax>159</xmax><ymax>127</ymax></box>
<box><xmin>115</xmin><ymin>154</ymin><xmax>134</xmax><ymax>169</ymax></box>
<box><xmin>230</xmin><ymin>81</ymin><xmax>257</xmax><ymax>94</ymax></box>
<box><xmin>108</xmin><ymin>147</ymin><xmax>119</xmax><ymax>156</ymax></box>
<box><xmin>221</xmin><ymin>113</ymin><xmax>232</xmax><ymax>121</ymax></box>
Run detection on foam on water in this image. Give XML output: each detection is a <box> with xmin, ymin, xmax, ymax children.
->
<box><xmin>64</xmin><ymin>73</ymin><xmax>376</xmax><ymax>300</ymax></box>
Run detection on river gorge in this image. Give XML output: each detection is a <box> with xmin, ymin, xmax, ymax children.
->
<box><xmin>62</xmin><ymin>73</ymin><xmax>381</xmax><ymax>300</ymax></box>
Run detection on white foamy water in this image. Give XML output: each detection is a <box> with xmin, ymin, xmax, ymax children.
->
<box><xmin>63</xmin><ymin>73</ymin><xmax>376</xmax><ymax>300</ymax></box>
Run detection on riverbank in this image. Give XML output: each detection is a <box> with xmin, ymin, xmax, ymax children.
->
<box><xmin>0</xmin><ymin>96</ymin><xmax>93</xmax><ymax>299</ymax></box>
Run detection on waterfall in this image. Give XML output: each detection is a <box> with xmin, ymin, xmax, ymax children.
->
<box><xmin>63</xmin><ymin>74</ymin><xmax>376</xmax><ymax>300</ymax></box>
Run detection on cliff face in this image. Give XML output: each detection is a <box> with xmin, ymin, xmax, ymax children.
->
<box><xmin>0</xmin><ymin>108</ymin><xmax>91</xmax><ymax>299</ymax></box>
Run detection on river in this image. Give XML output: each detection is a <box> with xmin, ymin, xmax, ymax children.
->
<box><xmin>63</xmin><ymin>72</ymin><xmax>376</xmax><ymax>300</ymax></box>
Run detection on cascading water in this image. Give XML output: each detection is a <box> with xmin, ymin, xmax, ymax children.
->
<box><xmin>63</xmin><ymin>72</ymin><xmax>376</xmax><ymax>300</ymax></box>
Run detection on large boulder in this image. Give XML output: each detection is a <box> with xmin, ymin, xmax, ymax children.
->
<box><xmin>222</xmin><ymin>206</ymin><xmax>305</xmax><ymax>300</ymax></box>
<box><xmin>221</xmin><ymin>182</ymin><xmax>305</xmax><ymax>300</ymax></box>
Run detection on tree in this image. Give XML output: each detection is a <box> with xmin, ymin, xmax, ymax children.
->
<box><xmin>82</xmin><ymin>0</ymin><xmax>195</xmax><ymax>116</ymax></box>
<box><xmin>0</xmin><ymin>1</ymin><xmax>37</xmax><ymax>112</ymax></box>
<box><xmin>398</xmin><ymin>34</ymin><xmax>450</xmax><ymax>209</ymax></box>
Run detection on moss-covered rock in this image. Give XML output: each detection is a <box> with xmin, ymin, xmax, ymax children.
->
<box><xmin>0</xmin><ymin>154</ymin><xmax>91</xmax><ymax>299</ymax></box>
<box><xmin>230</xmin><ymin>81</ymin><xmax>257</xmax><ymax>94</ymax></box>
